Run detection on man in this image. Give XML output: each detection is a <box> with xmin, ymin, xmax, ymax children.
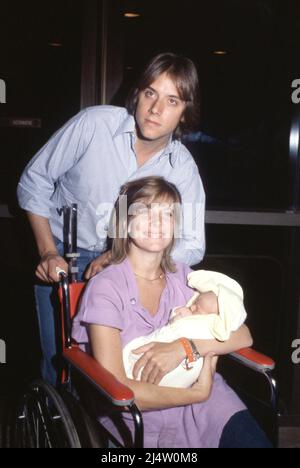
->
<box><xmin>17</xmin><ymin>52</ymin><xmax>206</xmax><ymax>384</ymax></box>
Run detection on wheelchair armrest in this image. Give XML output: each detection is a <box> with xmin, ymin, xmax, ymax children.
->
<box><xmin>63</xmin><ymin>347</ymin><xmax>135</xmax><ymax>407</ymax></box>
<box><xmin>229</xmin><ymin>348</ymin><xmax>275</xmax><ymax>373</ymax></box>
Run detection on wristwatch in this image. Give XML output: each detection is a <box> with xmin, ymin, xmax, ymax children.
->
<box><xmin>189</xmin><ymin>339</ymin><xmax>201</xmax><ymax>361</ymax></box>
<box><xmin>180</xmin><ymin>337</ymin><xmax>201</xmax><ymax>370</ymax></box>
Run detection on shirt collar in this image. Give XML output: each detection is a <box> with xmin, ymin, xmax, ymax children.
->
<box><xmin>114</xmin><ymin>113</ymin><xmax>135</xmax><ymax>138</ymax></box>
<box><xmin>114</xmin><ymin>113</ymin><xmax>178</xmax><ymax>166</ymax></box>
<box><xmin>121</xmin><ymin>257</ymin><xmax>140</xmax><ymax>303</ymax></box>
<box><xmin>159</xmin><ymin>136</ymin><xmax>177</xmax><ymax>166</ymax></box>
<box><xmin>160</xmin><ymin>135</ymin><xmax>173</xmax><ymax>155</ymax></box>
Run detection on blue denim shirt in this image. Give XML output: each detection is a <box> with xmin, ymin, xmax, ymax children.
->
<box><xmin>17</xmin><ymin>106</ymin><xmax>206</xmax><ymax>266</ymax></box>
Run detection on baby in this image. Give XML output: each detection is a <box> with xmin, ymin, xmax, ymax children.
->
<box><xmin>171</xmin><ymin>291</ymin><xmax>219</xmax><ymax>323</ymax></box>
<box><xmin>123</xmin><ymin>270</ymin><xmax>247</xmax><ymax>388</ymax></box>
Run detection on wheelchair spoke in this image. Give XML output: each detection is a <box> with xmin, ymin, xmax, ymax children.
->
<box><xmin>14</xmin><ymin>380</ymin><xmax>82</xmax><ymax>448</ymax></box>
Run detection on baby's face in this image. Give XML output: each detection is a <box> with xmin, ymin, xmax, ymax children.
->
<box><xmin>190</xmin><ymin>292</ymin><xmax>219</xmax><ymax>315</ymax></box>
<box><xmin>171</xmin><ymin>292</ymin><xmax>219</xmax><ymax>323</ymax></box>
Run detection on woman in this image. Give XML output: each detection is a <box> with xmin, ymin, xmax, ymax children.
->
<box><xmin>72</xmin><ymin>176</ymin><xmax>272</xmax><ymax>448</ymax></box>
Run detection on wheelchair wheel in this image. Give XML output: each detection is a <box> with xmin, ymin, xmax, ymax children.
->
<box><xmin>58</xmin><ymin>386</ymin><xmax>108</xmax><ymax>448</ymax></box>
<box><xmin>14</xmin><ymin>379</ymin><xmax>82</xmax><ymax>448</ymax></box>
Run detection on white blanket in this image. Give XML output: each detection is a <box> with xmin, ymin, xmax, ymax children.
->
<box><xmin>123</xmin><ymin>270</ymin><xmax>247</xmax><ymax>388</ymax></box>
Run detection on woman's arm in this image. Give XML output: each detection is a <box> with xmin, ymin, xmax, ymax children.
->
<box><xmin>132</xmin><ymin>325</ymin><xmax>253</xmax><ymax>385</ymax></box>
<box><xmin>89</xmin><ymin>324</ymin><xmax>217</xmax><ymax>411</ymax></box>
<box><xmin>193</xmin><ymin>324</ymin><xmax>253</xmax><ymax>357</ymax></box>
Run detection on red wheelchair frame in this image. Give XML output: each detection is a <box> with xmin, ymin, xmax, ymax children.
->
<box><xmin>59</xmin><ymin>275</ymin><xmax>144</xmax><ymax>448</ymax></box>
<box><xmin>13</xmin><ymin>203</ymin><xmax>278</xmax><ymax>448</ymax></box>
<box><xmin>58</xmin><ymin>273</ymin><xmax>278</xmax><ymax>448</ymax></box>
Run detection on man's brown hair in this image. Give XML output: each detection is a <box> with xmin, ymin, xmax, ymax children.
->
<box><xmin>126</xmin><ymin>52</ymin><xmax>201</xmax><ymax>138</ymax></box>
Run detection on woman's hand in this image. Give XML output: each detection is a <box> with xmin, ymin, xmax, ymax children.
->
<box><xmin>36</xmin><ymin>252</ymin><xmax>68</xmax><ymax>283</ymax></box>
<box><xmin>132</xmin><ymin>340</ymin><xmax>185</xmax><ymax>385</ymax></box>
<box><xmin>191</xmin><ymin>353</ymin><xmax>218</xmax><ymax>402</ymax></box>
<box><xmin>84</xmin><ymin>251</ymin><xmax>112</xmax><ymax>280</ymax></box>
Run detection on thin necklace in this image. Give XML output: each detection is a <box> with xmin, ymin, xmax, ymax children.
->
<box><xmin>134</xmin><ymin>271</ymin><xmax>165</xmax><ymax>282</ymax></box>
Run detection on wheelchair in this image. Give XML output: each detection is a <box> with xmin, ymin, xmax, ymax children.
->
<box><xmin>12</xmin><ymin>276</ymin><xmax>279</xmax><ymax>448</ymax></box>
<box><xmin>13</xmin><ymin>274</ymin><xmax>143</xmax><ymax>448</ymax></box>
<box><xmin>12</xmin><ymin>205</ymin><xmax>279</xmax><ymax>448</ymax></box>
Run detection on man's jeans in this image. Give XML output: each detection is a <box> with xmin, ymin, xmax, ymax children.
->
<box><xmin>34</xmin><ymin>241</ymin><xmax>100</xmax><ymax>385</ymax></box>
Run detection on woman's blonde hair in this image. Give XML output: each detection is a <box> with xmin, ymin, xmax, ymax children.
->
<box><xmin>109</xmin><ymin>176</ymin><xmax>182</xmax><ymax>273</ymax></box>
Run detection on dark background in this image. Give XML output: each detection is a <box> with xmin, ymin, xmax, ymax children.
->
<box><xmin>0</xmin><ymin>0</ymin><xmax>300</xmax><ymax>423</ymax></box>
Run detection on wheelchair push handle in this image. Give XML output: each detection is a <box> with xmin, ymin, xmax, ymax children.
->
<box><xmin>56</xmin><ymin>267</ymin><xmax>68</xmax><ymax>280</ymax></box>
<box><xmin>58</xmin><ymin>272</ymin><xmax>72</xmax><ymax>349</ymax></box>
<box><xmin>58</xmin><ymin>203</ymin><xmax>80</xmax><ymax>282</ymax></box>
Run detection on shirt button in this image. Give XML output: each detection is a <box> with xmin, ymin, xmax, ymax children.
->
<box><xmin>130</xmin><ymin>298</ymin><xmax>136</xmax><ymax>305</ymax></box>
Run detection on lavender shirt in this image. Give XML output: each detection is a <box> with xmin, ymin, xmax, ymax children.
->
<box><xmin>72</xmin><ymin>259</ymin><xmax>246</xmax><ymax>448</ymax></box>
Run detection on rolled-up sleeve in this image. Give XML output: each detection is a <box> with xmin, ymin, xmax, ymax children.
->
<box><xmin>17</xmin><ymin>109</ymin><xmax>90</xmax><ymax>218</ymax></box>
<box><xmin>172</xmin><ymin>159</ymin><xmax>206</xmax><ymax>267</ymax></box>
<box><xmin>72</xmin><ymin>276</ymin><xmax>125</xmax><ymax>345</ymax></box>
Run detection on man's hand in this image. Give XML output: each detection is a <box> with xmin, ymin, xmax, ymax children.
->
<box><xmin>131</xmin><ymin>340</ymin><xmax>186</xmax><ymax>385</ymax></box>
<box><xmin>36</xmin><ymin>252</ymin><xmax>69</xmax><ymax>283</ymax></box>
<box><xmin>84</xmin><ymin>251</ymin><xmax>112</xmax><ymax>280</ymax></box>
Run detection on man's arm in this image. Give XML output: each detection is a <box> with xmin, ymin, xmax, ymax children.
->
<box><xmin>28</xmin><ymin>212</ymin><xmax>111</xmax><ymax>282</ymax></box>
<box><xmin>17</xmin><ymin>110</ymin><xmax>92</xmax><ymax>282</ymax></box>
<box><xmin>17</xmin><ymin>109</ymin><xmax>90</xmax><ymax>220</ymax></box>
<box><xmin>28</xmin><ymin>212</ymin><xmax>59</xmax><ymax>258</ymax></box>
<box><xmin>171</xmin><ymin>158</ymin><xmax>206</xmax><ymax>267</ymax></box>
<box><xmin>27</xmin><ymin>212</ymin><xmax>68</xmax><ymax>283</ymax></box>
